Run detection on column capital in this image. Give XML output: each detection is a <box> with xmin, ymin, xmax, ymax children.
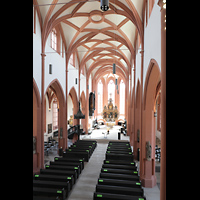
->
<box><xmin>139</xmin><ymin>50</ymin><xmax>144</xmax><ymax>55</ymax></box>
<box><xmin>157</xmin><ymin>0</ymin><xmax>166</xmax><ymax>11</ymax></box>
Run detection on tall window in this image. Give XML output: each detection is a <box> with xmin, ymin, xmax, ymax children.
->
<box><xmin>53</xmin><ymin>99</ymin><xmax>58</xmax><ymax>130</ymax></box>
<box><xmin>108</xmin><ymin>79</ymin><xmax>115</xmax><ymax>105</ymax></box>
<box><xmin>69</xmin><ymin>53</ymin><xmax>74</xmax><ymax>66</ymax></box>
<box><xmin>120</xmin><ymin>80</ymin><xmax>125</xmax><ymax>115</ymax></box>
<box><xmin>51</xmin><ymin>28</ymin><xmax>57</xmax><ymax>51</ymax></box>
<box><xmin>98</xmin><ymin>80</ymin><xmax>103</xmax><ymax>114</ymax></box>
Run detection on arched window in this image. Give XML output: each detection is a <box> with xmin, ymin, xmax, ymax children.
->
<box><xmin>98</xmin><ymin>80</ymin><xmax>103</xmax><ymax>114</ymax></box>
<box><xmin>69</xmin><ymin>53</ymin><xmax>74</xmax><ymax>67</ymax></box>
<box><xmin>53</xmin><ymin>98</ymin><xmax>58</xmax><ymax>130</ymax></box>
<box><xmin>108</xmin><ymin>79</ymin><xmax>115</xmax><ymax>105</ymax></box>
<box><xmin>120</xmin><ymin>80</ymin><xmax>125</xmax><ymax>115</ymax></box>
<box><xmin>51</xmin><ymin>28</ymin><xmax>57</xmax><ymax>51</ymax></box>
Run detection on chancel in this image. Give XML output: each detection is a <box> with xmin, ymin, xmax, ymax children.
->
<box><xmin>102</xmin><ymin>94</ymin><xmax>119</xmax><ymax>127</ymax></box>
<box><xmin>33</xmin><ymin>0</ymin><xmax>166</xmax><ymax>200</ymax></box>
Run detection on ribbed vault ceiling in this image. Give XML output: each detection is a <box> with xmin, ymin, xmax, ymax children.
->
<box><xmin>34</xmin><ymin>0</ymin><xmax>144</xmax><ymax>79</ymax></box>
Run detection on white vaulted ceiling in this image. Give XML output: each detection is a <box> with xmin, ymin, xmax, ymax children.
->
<box><xmin>34</xmin><ymin>0</ymin><xmax>144</xmax><ymax>79</ymax></box>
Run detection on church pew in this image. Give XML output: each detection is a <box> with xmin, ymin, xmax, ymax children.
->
<box><xmin>108</xmin><ymin>145</ymin><xmax>131</xmax><ymax>149</ymax></box>
<box><xmin>70</xmin><ymin>144</ymin><xmax>95</xmax><ymax>153</ymax></box>
<box><xmin>106</xmin><ymin>150</ymin><xmax>132</xmax><ymax>154</ymax></box>
<box><xmin>99</xmin><ymin>172</ymin><xmax>140</xmax><ymax>181</ymax></box>
<box><xmin>33</xmin><ymin>196</ymin><xmax>61</xmax><ymax>200</ymax></box>
<box><xmin>106</xmin><ymin>152</ymin><xmax>134</xmax><ymax>161</ymax></box>
<box><xmin>74</xmin><ymin>140</ymin><xmax>97</xmax><ymax>149</ymax></box>
<box><xmin>33</xmin><ymin>187</ymin><xmax>66</xmax><ymax>200</ymax></box>
<box><xmin>45</xmin><ymin>164</ymin><xmax>80</xmax><ymax>177</ymax></box>
<box><xmin>108</xmin><ymin>143</ymin><xmax>130</xmax><ymax>146</ymax></box>
<box><xmin>50</xmin><ymin>161</ymin><xmax>83</xmax><ymax>172</ymax></box>
<box><xmin>66</xmin><ymin>147</ymin><xmax>92</xmax><ymax>157</ymax></box>
<box><xmin>101</xmin><ymin>168</ymin><xmax>138</xmax><ymax>175</ymax></box>
<box><xmin>54</xmin><ymin>157</ymin><xmax>84</xmax><ymax>169</ymax></box>
<box><xmin>63</xmin><ymin>151</ymin><xmax>89</xmax><ymax>162</ymax></box>
<box><xmin>95</xmin><ymin>184</ymin><xmax>144</xmax><ymax>196</ymax></box>
<box><xmin>102</xmin><ymin>164</ymin><xmax>137</xmax><ymax>171</ymax></box>
<box><xmin>108</xmin><ymin>141</ymin><xmax>130</xmax><ymax>146</ymax></box>
<box><xmin>108</xmin><ymin>141</ymin><xmax>130</xmax><ymax>145</ymax></box>
<box><xmin>107</xmin><ymin>145</ymin><xmax>131</xmax><ymax>149</ymax></box>
<box><xmin>107</xmin><ymin>146</ymin><xmax>131</xmax><ymax>151</ymax></box>
<box><xmin>108</xmin><ymin>141</ymin><xmax>129</xmax><ymax>144</ymax></box>
<box><xmin>75</xmin><ymin>140</ymin><xmax>97</xmax><ymax>144</ymax></box>
<box><xmin>40</xmin><ymin>169</ymin><xmax>77</xmax><ymax>183</ymax></box>
<box><xmin>33</xmin><ymin>180</ymin><xmax>70</xmax><ymax>197</ymax></box>
<box><xmin>33</xmin><ymin>174</ymin><xmax>74</xmax><ymax>189</ymax></box>
<box><xmin>73</xmin><ymin>140</ymin><xmax>97</xmax><ymax>146</ymax></box>
<box><xmin>93</xmin><ymin>192</ymin><xmax>146</xmax><ymax>200</ymax></box>
<box><xmin>103</xmin><ymin>160</ymin><xmax>136</xmax><ymax>166</ymax></box>
<box><xmin>97</xmin><ymin>178</ymin><xmax>142</xmax><ymax>188</ymax></box>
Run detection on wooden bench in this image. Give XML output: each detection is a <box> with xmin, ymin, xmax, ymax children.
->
<box><xmin>102</xmin><ymin>164</ymin><xmax>137</xmax><ymax>171</ymax></box>
<box><xmin>45</xmin><ymin>164</ymin><xmax>80</xmax><ymax>178</ymax></box>
<box><xmin>33</xmin><ymin>179</ymin><xmax>70</xmax><ymax>197</ymax></box>
<box><xmin>54</xmin><ymin>157</ymin><xmax>84</xmax><ymax>169</ymax></box>
<box><xmin>93</xmin><ymin>192</ymin><xmax>146</xmax><ymax>200</ymax></box>
<box><xmin>50</xmin><ymin>161</ymin><xmax>83</xmax><ymax>172</ymax></box>
<box><xmin>97</xmin><ymin>178</ymin><xmax>142</xmax><ymax>188</ymax></box>
<box><xmin>33</xmin><ymin>174</ymin><xmax>74</xmax><ymax>189</ymax></box>
<box><xmin>95</xmin><ymin>184</ymin><xmax>144</xmax><ymax>196</ymax></box>
<box><xmin>40</xmin><ymin>169</ymin><xmax>77</xmax><ymax>183</ymax></box>
<box><xmin>33</xmin><ymin>187</ymin><xmax>66</xmax><ymax>200</ymax></box>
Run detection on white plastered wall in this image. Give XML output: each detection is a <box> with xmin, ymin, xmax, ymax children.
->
<box><xmin>45</xmin><ymin>36</ymin><xmax>66</xmax><ymax>99</ymax></box>
<box><xmin>33</xmin><ymin>9</ymin><xmax>42</xmax><ymax>97</ymax></box>
<box><xmin>134</xmin><ymin>2</ymin><xmax>161</xmax><ymax>95</ymax></box>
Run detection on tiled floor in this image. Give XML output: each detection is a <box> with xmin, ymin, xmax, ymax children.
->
<box><xmin>80</xmin><ymin>125</ymin><xmax>130</xmax><ymax>141</ymax></box>
<box><xmin>44</xmin><ymin>126</ymin><xmax>160</xmax><ymax>200</ymax></box>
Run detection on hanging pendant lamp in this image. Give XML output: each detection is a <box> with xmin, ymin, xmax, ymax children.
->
<box><xmin>113</xmin><ymin>63</ymin><xmax>116</xmax><ymax>74</ymax></box>
<box><xmin>74</xmin><ymin>101</ymin><xmax>85</xmax><ymax>119</ymax></box>
<box><xmin>100</xmin><ymin>0</ymin><xmax>109</xmax><ymax>11</ymax></box>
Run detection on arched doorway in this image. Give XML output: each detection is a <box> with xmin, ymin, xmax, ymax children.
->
<box><xmin>140</xmin><ymin>59</ymin><xmax>161</xmax><ymax>188</ymax></box>
<box><xmin>33</xmin><ymin>79</ymin><xmax>42</xmax><ymax>174</ymax></box>
<box><xmin>68</xmin><ymin>87</ymin><xmax>79</xmax><ymax>126</ymax></box>
<box><xmin>68</xmin><ymin>87</ymin><xmax>79</xmax><ymax>142</ymax></box>
<box><xmin>45</xmin><ymin>79</ymin><xmax>67</xmax><ymax>151</ymax></box>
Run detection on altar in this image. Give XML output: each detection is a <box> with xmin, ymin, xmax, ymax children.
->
<box><xmin>102</xmin><ymin>97</ymin><xmax>119</xmax><ymax>125</ymax></box>
<box><xmin>105</xmin><ymin>121</ymin><xmax>115</xmax><ymax>128</ymax></box>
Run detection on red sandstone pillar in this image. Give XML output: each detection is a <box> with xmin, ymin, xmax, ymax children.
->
<box><xmin>40</xmin><ymin>53</ymin><xmax>46</xmax><ymax>169</ymax></box>
<box><xmin>66</xmin><ymin>68</ymin><xmax>68</xmax><ymax>145</ymax></box>
<box><xmin>158</xmin><ymin>1</ymin><xmax>166</xmax><ymax>199</ymax></box>
<box><xmin>85</xmin><ymin>77</ymin><xmax>89</xmax><ymax>134</ymax></box>
<box><xmin>139</xmin><ymin>49</ymin><xmax>144</xmax><ymax>181</ymax></box>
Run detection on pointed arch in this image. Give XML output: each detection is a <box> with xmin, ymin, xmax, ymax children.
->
<box><xmin>80</xmin><ymin>90</ymin><xmax>86</xmax><ymax>131</ymax></box>
<box><xmin>68</xmin><ymin>86</ymin><xmax>79</xmax><ymax>125</ymax></box>
<box><xmin>143</xmin><ymin>59</ymin><xmax>161</xmax><ymax>110</ymax></box>
<box><xmin>45</xmin><ymin>79</ymin><xmax>67</xmax><ymax>149</ymax></box>
<box><xmin>140</xmin><ymin>59</ymin><xmax>161</xmax><ymax>187</ymax></box>
<box><xmin>33</xmin><ymin>78</ymin><xmax>42</xmax><ymax>174</ymax></box>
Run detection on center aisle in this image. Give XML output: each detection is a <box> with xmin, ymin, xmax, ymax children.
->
<box><xmin>68</xmin><ymin>142</ymin><xmax>108</xmax><ymax>200</ymax></box>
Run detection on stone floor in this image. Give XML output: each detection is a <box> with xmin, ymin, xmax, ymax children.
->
<box><xmin>44</xmin><ymin>126</ymin><xmax>161</xmax><ymax>200</ymax></box>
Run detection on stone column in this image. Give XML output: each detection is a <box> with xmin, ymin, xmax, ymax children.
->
<box><xmin>40</xmin><ymin>53</ymin><xmax>46</xmax><ymax>169</ymax></box>
<box><xmin>158</xmin><ymin>1</ymin><xmax>166</xmax><ymax>199</ymax></box>
<box><xmin>85</xmin><ymin>76</ymin><xmax>89</xmax><ymax>134</ymax></box>
<box><xmin>139</xmin><ymin>49</ymin><xmax>144</xmax><ymax>181</ymax></box>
